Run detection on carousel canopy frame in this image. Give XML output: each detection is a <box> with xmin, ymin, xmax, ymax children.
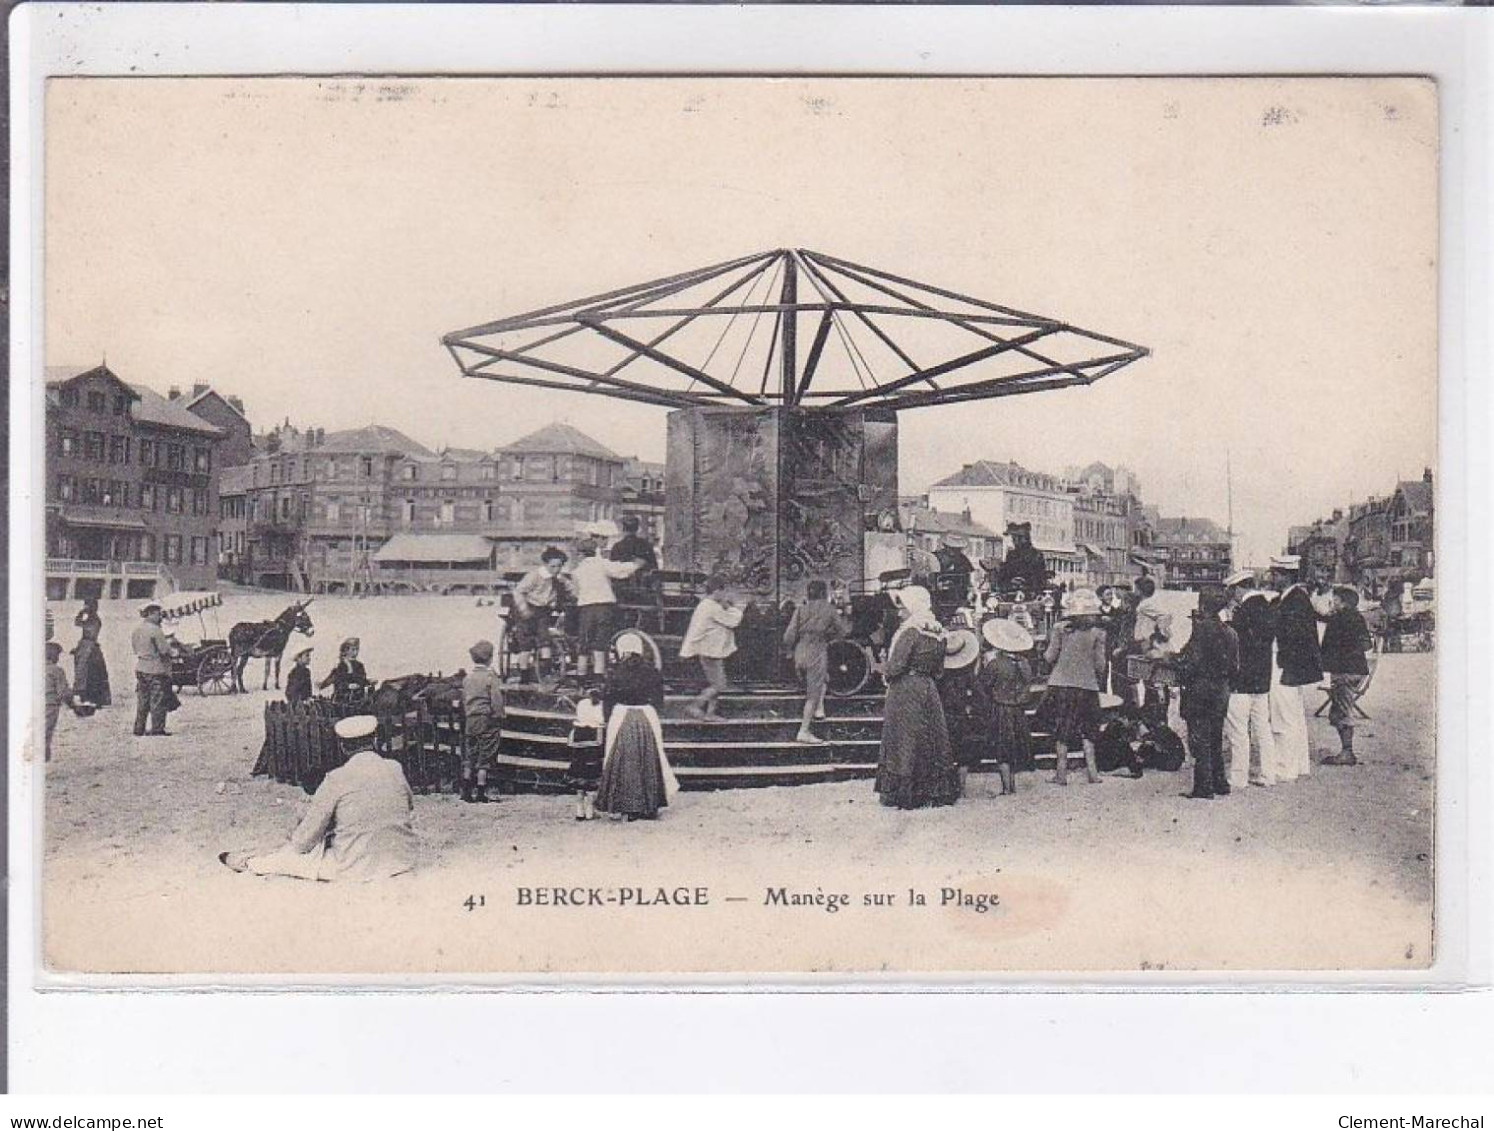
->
<box><xmin>442</xmin><ymin>249</ymin><xmax>1149</xmax><ymax>412</ymax></box>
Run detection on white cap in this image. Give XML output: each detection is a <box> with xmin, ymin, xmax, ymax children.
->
<box><xmin>1224</xmin><ymin>569</ymin><xmax>1255</xmax><ymax>588</ymax></box>
<box><xmin>334</xmin><ymin>715</ymin><xmax>378</xmax><ymax>740</ymax></box>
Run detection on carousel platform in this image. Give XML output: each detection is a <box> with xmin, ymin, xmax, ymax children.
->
<box><xmin>493</xmin><ymin>684</ymin><xmax>1069</xmax><ymax>792</ymax></box>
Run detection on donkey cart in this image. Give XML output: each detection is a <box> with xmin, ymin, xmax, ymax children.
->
<box><xmin>159</xmin><ymin>590</ymin><xmax>237</xmax><ymax>696</ymax></box>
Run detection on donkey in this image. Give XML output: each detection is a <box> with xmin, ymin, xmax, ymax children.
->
<box><xmin>229</xmin><ymin>600</ymin><xmax>315</xmax><ymax>692</ymax></box>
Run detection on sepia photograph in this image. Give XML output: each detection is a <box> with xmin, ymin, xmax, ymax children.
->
<box><xmin>32</xmin><ymin>74</ymin><xmax>1438</xmax><ymax>977</ymax></box>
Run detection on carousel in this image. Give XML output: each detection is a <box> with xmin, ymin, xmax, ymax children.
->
<box><xmin>442</xmin><ymin>248</ymin><xmax>1149</xmax><ymax>790</ymax></box>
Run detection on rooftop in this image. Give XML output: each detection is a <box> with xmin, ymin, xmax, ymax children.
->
<box><xmin>500</xmin><ymin>422</ymin><xmax>622</xmax><ymax>461</ymax></box>
<box><xmin>898</xmin><ymin>503</ymin><xmax>999</xmax><ymax>540</ymax></box>
<box><xmin>931</xmin><ymin>459</ymin><xmax>1064</xmax><ymax>491</ymax></box>
<box><xmin>45</xmin><ymin>365</ymin><xmax>223</xmax><ymax>438</ymax></box>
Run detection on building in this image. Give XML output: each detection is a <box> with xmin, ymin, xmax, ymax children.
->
<box><xmin>1288</xmin><ymin>510</ymin><xmax>1348</xmax><ymax>583</ymax></box>
<box><xmin>1070</xmin><ymin>490</ymin><xmax>1133</xmax><ymax>589</ymax></box>
<box><xmin>1063</xmin><ymin>460</ymin><xmax>1142</xmax><ymax>502</ymax></box>
<box><xmin>45</xmin><ymin>364</ymin><xmax>225</xmax><ymax>596</ymax></box>
<box><xmin>1149</xmin><ymin>515</ymin><xmax>1232</xmax><ymax>589</ymax></box>
<box><xmin>1343</xmin><ymin>496</ymin><xmax>1393</xmax><ymax>590</ymax></box>
<box><xmin>1287</xmin><ymin>467</ymin><xmax>1434</xmax><ymax>594</ymax></box>
<box><xmin>216</xmin><ymin>464</ymin><xmax>252</xmax><ymax>584</ymax></box>
<box><xmin>178</xmin><ymin>385</ymin><xmax>254</xmax><ymax>467</ymax></box>
<box><xmin>1389</xmin><ymin>470</ymin><xmax>1435</xmax><ymax>578</ymax></box>
<box><xmin>621</xmin><ymin>456</ymin><xmax>667</xmax><ymax>554</ymax></box>
<box><xmin>898</xmin><ymin>503</ymin><xmax>1002</xmax><ymax>565</ymax></box>
<box><xmin>927</xmin><ymin>460</ymin><xmax>1083</xmax><ymax>582</ymax></box>
<box><xmin>229</xmin><ymin>419</ymin><xmax>629</xmax><ymax>590</ymax></box>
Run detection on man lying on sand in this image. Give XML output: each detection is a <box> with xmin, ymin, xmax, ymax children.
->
<box><xmin>220</xmin><ymin>715</ymin><xmax>416</xmax><ymax>882</ymax></box>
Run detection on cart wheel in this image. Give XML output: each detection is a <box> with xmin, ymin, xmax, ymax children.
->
<box><xmin>826</xmin><ymin>639</ymin><xmax>872</xmax><ymax>698</ymax></box>
<box><xmin>609</xmin><ymin>628</ymin><xmax>662</xmax><ymax>671</ymax></box>
<box><xmin>197</xmin><ymin>647</ymin><xmax>235</xmax><ymax>696</ymax></box>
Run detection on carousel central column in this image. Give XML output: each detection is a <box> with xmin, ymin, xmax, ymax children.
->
<box><xmin>662</xmin><ymin>407</ymin><xmax>899</xmax><ymax>607</ymax></box>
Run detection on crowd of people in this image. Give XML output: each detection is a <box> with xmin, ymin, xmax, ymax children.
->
<box><xmin>853</xmin><ymin>549</ymin><xmax>1377</xmax><ymax>809</ymax></box>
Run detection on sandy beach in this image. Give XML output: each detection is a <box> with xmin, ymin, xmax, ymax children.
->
<box><xmin>35</xmin><ymin>593</ymin><xmax>1434</xmax><ymax>977</ymax></box>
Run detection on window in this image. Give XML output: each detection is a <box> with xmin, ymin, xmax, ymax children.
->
<box><xmin>59</xmin><ymin>386</ymin><xmax>79</xmax><ymax>408</ymax></box>
<box><xmin>439</xmin><ymin>501</ymin><xmax>455</xmax><ymax>526</ymax></box>
<box><xmin>57</xmin><ymin>475</ymin><xmax>75</xmax><ymax>502</ymax></box>
<box><xmin>326</xmin><ymin>460</ymin><xmax>338</xmax><ymax>481</ymax></box>
<box><xmin>108</xmin><ymin>435</ymin><xmax>127</xmax><ymax>464</ymax></box>
<box><xmin>81</xmin><ymin>478</ymin><xmax>100</xmax><ymax>505</ymax></box>
<box><xmin>361</xmin><ymin>457</ymin><xmax>373</xmax><ymax>477</ymax></box>
<box><xmin>401</xmin><ymin>464</ymin><xmax>418</xmax><ymax>481</ymax></box>
<box><xmin>404</xmin><ymin>499</ymin><xmax>416</xmax><ymax>523</ymax></box>
<box><xmin>87</xmin><ymin>391</ymin><xmax>107</xmax><ymax>413</ymax></box>
<box><xmin>163</xmin><ymin>535</ymin><xmax>183</xmax><ymax>565</ymax></box>
<box><xmin>523</xmin><ymin>499</ymin><xmax>546</xmax><ymax>521</ymax></box>
<box><xmin>270</xmin><ymin>464</ymin><xmax>280</xmax><ymax>485</ymax></box>
<box><xmin>480</xmin><ymin>464</ymin><xmax>495</xmax><ymax>481</ymax></box>
<box><xmin>166</xmin><ymin>444</ymin><xmax>185</xmax><ymax>471</ymax></box>
<box><xmin>58</xmin><ymin>430</ymin><xmax>78</xmax><ymax>458</ymax></box>
<box><xmin>280</xmin><ymin>496</ymin><xmax>292</xmax><ymax>519</ymax></box>
<box><xmin>512</xmin><ymin>457</ymin><xmax>525</xmax><ymax>481</ymax></box>
<box><xmin>140</xmin><ymin>534</ymin><xmax>156</xmax><ymax>561</ymax></box>
<box><xmin>441</xmin><ymin>464</ymin><xmax>456</xmax><ymax>481</ymax></box>
<box><xmin>194</xmin><ymin>448</ymin><xmax>211</xmax><ymax>473</ymax></box>
<box><xmin>139</xmin><ymin>484</ymin><xmax>156</xmax><ymax>511</ymax></box>
<box><xmin>192</xmin><ymin>489</ymin><xmax>209</xmax><ymax>516</ymax></box>
<box><xmin>326</xmin><ymin>501</ymin><xmax>341</xmax><ymax>524</ymax></box>
<box><xmin>84</xmin><ymin>431</ymin><xmax>106</xmax><ymax>461</ymax></box>
<box><xmin>166</xmin><ymin>487</ymin><xmax>184</xmax><ymax>514</ymax></box>
<box><xmin>190</xmin><ymin>537</ymin><xmax>207</xmax><ymax>566</ymax></box>
<box><xmin>483</xmin><ymin>499</ymin><xmax>495</xmax><ymax>522</ymax></box>
<box><xmin>139</xmin><ymin>439</ymin><xmax>154</xmax><ymax>467</ymax></box>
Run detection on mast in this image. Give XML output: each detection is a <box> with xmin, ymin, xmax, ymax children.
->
<box><xmin>1225</xmin><ymin>447</ymin><xmax>1236</xmax><ymax>571</ymax></box>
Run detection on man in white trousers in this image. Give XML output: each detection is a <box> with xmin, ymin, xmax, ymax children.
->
<box><xmin>1267</xmin><ymin>555</ymin><xmax>1324</xmax><ymax>782</ymax></box>
<box><xmin>1223</xmin><ymin>570</ymin><xmax>1278</xmax><ymax>788</ymax></box>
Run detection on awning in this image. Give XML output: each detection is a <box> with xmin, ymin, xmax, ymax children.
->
<box><xmin>373</xmin><ymin>533</ymin><xmax>493</xmax><ymax>565</ymax></box>
<box><xmin>54</xmin><ymin>511</ymin><xmax>147</xmax><ymax>531</ymax></box>
<box><xmin>160</xmin><ymin>591</ymin><xmax>222</xmax><ymax>620</ymax></box>
<box><xmin>1080</xmin><ymin>543</ymin><xmax>1107</xmax><ymax>559</ymax></box>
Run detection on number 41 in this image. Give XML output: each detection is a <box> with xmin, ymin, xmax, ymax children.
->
<box><xmin>464</xmin><ymin>894</ymin><xmax>486</xmax><ymax>911</ymax></box>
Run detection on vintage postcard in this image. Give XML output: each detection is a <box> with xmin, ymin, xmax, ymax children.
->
<box><xmin>34</xmin><ymin>75</ymin><xmax>1438</xmax><ymax>977</ymax></box>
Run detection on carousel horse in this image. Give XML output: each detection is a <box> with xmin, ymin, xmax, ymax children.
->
<box><xmin>229</xmin><ymin>600</ymin><xmax>315</xmax><ymax>692</ymax></box>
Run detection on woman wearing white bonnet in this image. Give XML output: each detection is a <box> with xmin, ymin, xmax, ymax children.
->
<box><xmin>595</xmin><ymin>632</ymin><xmax>678</xmax><ymax>820</ymax></box>
<box><xmin>875</xmin><ymin>586</ymin><xmax>960</xmax><ymax>809</ymax></box>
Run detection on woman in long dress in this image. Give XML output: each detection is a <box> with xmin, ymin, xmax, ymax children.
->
<box><xmin>71</xmin><ymin>598</ymin><xmax>112</xmax><ymax>707</ymax></box>
<box><xmin>875</xmin><ymin>586</ymin><xmax>960</xmax><ymax>810</ymax></box>
<box><xmin>596</xmin><ymin>635</ymin><xmax>678</xmax><ymax>820</ymax></box>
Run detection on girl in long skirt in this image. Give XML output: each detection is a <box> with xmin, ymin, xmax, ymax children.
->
<box><xmin>979</xmin><ymin>617</ymin><xmax>1037</xmax><ymax>795</ymax></box>
<box><xmin>596</xmin><ymin>636</ymin><xmax>678</xmax><ymax>820</ymax></box>
<box><xmin>875</xmin><ymin>586</ymin><xmax>960</xmax><ymax>810</ymax></box>
<box><xmin>72</xmin><ymin>598</ymin><xmax>112</xmax><ymax>708</ymax></box>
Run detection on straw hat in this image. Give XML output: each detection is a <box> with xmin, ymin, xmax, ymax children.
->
<box><xmin>1224</xmin><ymin>569</ymin><xmax>1255</xmax><ymax>588</ymax></box>
<box><xmin>1064</xmin><ymin>588</ymin><xmax>1102</xmax><ymax>617</ymax></box>
<box><xmin>292</xmin><ymin>646</ymin><xmax>314</xmax><ymax>663</ymax></box>
<box><xmin>892</xmin><ymin>585</ymin><xmax>933</xmax><ymax>616</ymax></box>
<box><xmin>614</xmin><ymin>632</ymin><xmax>646</xmax><ymax>658</ymax></box>
<box><xmin>941</xmin><ymin>532</ymin><xmax>969</xmax><ymax>550</ymax></box>
<box><xmin>942</xmin><ymin>628</ymin><xmax>981</xmax><ymax>670</ymax></box>
<box><xmin>982</xmin><ymin>617</ymin><xmax>1034</xmax><ymax>653</ymax></box>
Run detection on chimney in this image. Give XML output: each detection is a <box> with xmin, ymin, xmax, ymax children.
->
<box><xmin>1423</xmin><ymin>467</ymin><xmax>1433</xmax><ymax>484</ymax></box>
<box><xmin>167</xmin><ymin>385</ymin><xmax>181</xmax><ymax>401</ymax></box>
<box><xmin>227</xmin><ymin>396</ymin><xmax>246</xmax><ymax>416</ymax></box>
<box><xmin>192</xmin><ymin>383</ymin><xmax>209</xmax><ymax>399</ymax></box>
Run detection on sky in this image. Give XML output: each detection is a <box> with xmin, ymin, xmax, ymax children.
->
<box><xmin>45</xmin><ymin>77</ymin><xmax>1437</xmax><ymax>566</ymax></box>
